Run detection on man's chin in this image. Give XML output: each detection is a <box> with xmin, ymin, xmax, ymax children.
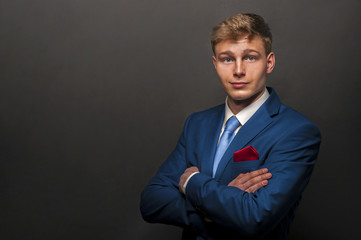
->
<box><xmin>228</xmin><ymin>88</ymin><xmax>265</xmax><ymax>103</ymax></box>
<box><xmin>228</xmin><ymin>93</ymin><xmax>262</xmax><ymax>106</ymax></box>
<box><xmin>228</xmin><ymin>94</ymin><xmax>251</xmax><ymax>102</ymax></box>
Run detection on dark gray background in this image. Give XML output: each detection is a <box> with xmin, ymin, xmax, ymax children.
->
<box><xmin>1</xmin><ymin>0</ymin><xmax>360</xmax><ymax>239</ymax></box>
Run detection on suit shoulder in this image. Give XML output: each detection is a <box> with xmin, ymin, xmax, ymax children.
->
<box><xmin>181</xmin><ymin>104</ymin><xmax>224</xmax><ymax>133</ymax></box>
<box><xmin>187</xmin><ymin>104</ymin><xmax>224</xmax><ymax>121</ymax></box>
<box><xmin>277</xmin><ymin>103</ymin><xmax>320</xmax><ymax>134</ymax></box>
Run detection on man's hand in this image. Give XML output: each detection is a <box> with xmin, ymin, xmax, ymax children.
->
<box><xmin>179</xmin><ymin>166</ymin><xmax>199</xmax><ymax>194</ymax></box>
<box><xmin>228</xmin><ymin>168</ymin><xmax>272</xmax><ymax>193</ymax></box>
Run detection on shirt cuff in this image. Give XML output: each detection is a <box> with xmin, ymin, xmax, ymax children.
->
<box><xmin>182</xmin><ymin>172</ymin><xmax>199</xmax><ymax>194</ymax></box>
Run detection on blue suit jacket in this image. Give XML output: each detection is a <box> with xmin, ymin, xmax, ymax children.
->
<box><xmin>140</xmin><ymin>88</ymin><xmax>321</xmax><ymax>239</ymax></box>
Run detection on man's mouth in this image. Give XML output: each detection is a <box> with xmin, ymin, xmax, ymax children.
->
<box><xmin>230</xmin><ymin>82</ymin><xmax>248</xmax><ymax>89</ymax></box>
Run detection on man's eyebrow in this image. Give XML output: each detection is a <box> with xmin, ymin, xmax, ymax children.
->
<box><xmin>217</xmin><ymin>49</ymin><xmax>262</xmax><ymax>57</ymax></box>
<box><xmin>243</xmin><ymin>49</ymin><xmax>262</xmax><ymax>55</ymax></box>
<box><xmin>217</xmin><ymin>51</ymin><xmax>234</xmax><ymax>56</ymax></box>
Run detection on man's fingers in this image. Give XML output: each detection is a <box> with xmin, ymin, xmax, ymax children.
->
<box><xmin>248</xmin><ymin>168</ymin><xmax>269</xmax><ymax>178</ymax></box>
<box><xmin>235</xmin><ymin>168</ymin><xmax>269</xmax><ymax>184</ymax></box>
<box><xmin>241</xmin><ymin>172</ymin><xmax>272</xmax><ymax>190</ymax></box>
<box><xmin>185</xmin><ymin>166</ymin><xmax>199</xmax><ymax>173</ymax></box>
<box><xmin>228</xmin><ymin>168</ymin><xmax>272</xmax><ymax>192</ymax></box>
<box><xmin>246</xmin><ymin>180</ymin><xmax>269</xmax><ymax>193</ymax></box>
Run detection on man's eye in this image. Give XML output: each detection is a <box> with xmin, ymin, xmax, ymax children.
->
<box><xmin>245</xmin><ymin>56</ymin><xmax>256</xmax><ymax>61</ymax></box>
<box><xmin>223</xmin><ymin>58</ymin><xmax>233</xmax><ymax>63</ymax></box>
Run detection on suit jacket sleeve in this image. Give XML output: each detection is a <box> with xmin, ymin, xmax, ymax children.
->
<box><xmin>185</xmin><ymin>120</ymin><xmax>321</xmax><ymax>237</ymax></box>
<box><xmin>140</xmin><ymin>115</ymin><xmax>207</xmax><ymax>236</ymax></box>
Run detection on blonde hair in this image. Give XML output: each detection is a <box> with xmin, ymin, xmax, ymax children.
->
<box><xmin>211</xmin><ymin>13</ymin><xmax>272</xmax><ymax>55</ymax></box>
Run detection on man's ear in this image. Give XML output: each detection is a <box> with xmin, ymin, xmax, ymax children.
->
<box><xmin>266</xmin><ymin>52</ymin><xmax>275</xmax><ymax>74</ymax></box>
<box><xmin>212</xmin><ymin>56</ymin><xmax>217</xmax><ymax>69</ymax></box>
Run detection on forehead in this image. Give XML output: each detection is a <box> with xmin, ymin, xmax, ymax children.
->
<box><xmin>214</xmin><ymin>35</ymin><xmax>266</xmax><ymax>55</ymax></box>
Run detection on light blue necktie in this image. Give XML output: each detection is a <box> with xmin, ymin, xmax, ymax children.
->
<box><xmin>212</xmin><ymin>116</ymin><xmax>241</xmax><ymax>177</ymax></box>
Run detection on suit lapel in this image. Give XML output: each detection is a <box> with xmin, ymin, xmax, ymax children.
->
<box><xmin>214</xmin><ymin>87</ymin><xmax>281</xmax><ymax>179</ymax></box>
<box><xmin>199</xmin><ymin>106</ymin><xmax>224</xmax><ymax>177</ymax></box>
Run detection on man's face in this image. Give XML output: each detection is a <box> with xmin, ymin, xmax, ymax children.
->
<box><xmin>212</xmin><ymin>34</ymin><xmax>275</xmax><ymax>113</ymax></box>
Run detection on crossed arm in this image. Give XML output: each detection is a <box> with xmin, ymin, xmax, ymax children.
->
<box><xmin>179</xmin><ymin>166</ymin><xmax>272</xmax><ymax>194</ymax></box>
<box><xmin>141</xmin><ymin>161</ymin><xmax>272</xmax><ymax>237</ymax></box>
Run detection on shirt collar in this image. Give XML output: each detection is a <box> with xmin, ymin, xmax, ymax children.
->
<box><xmin>224</xmin><ymin>88</ymin><xmax>270</xmax><ymax>127</ymax></box>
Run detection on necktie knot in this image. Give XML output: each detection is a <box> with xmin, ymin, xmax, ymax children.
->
<box><xmin>224</xmin><ymin>116</ymin><xmax>240</xmax><ymax>133</ymax></box>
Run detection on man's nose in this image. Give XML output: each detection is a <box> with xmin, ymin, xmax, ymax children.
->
<box><xmin>234</xmin><ymin>60</ymin><xmax>245</xmax><ymax>77</ymax></box>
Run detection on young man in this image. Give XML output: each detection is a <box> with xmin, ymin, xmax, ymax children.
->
<box><xmin>140</xmin><ymin>13</ymin><xmax>321</xmax><ymax>239</ymax></box>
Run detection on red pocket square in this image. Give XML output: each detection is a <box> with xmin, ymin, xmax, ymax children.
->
<box><xmin>233</xmin><ymin>146</ymin><xmax>259</xmax><ymax>162</ymax></box>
